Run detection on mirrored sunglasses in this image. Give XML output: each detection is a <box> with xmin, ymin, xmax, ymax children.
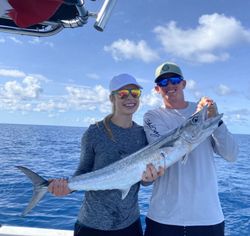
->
<box><xmin>112</xmin><ymin>89</ymin><xmax>141</xmax><ymax>99</ymax></box>
<box><xmin>157</xmin><ymin>77</ymin><xmax>183</xmax><ymax>87</ymax></box>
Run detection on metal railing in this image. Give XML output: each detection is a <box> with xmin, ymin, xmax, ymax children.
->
<box><xmin>0</xmin><ymin>0</ymin><xmax>117</xmax><ymax>37</ymax></box>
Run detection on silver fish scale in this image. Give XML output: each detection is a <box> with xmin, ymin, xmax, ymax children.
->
<box><xmin>18</xmin><ymin>106</ymin><xmax>223</xmax><ymax>215</ymax></box>
<box><xmin>68</xmin><ymin>107</ymin><xmax>223</xmax><ymax>194</ymax></box>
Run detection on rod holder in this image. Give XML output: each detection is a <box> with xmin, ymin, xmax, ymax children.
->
<box><xmin>94</xmin><ymin>0</ymin><xmax>117</xmax><ymax>31</ymax></box>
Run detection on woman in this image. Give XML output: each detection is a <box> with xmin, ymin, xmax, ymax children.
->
<box><xmin>49</xmin><ymin>73</ymin><xmax>148</xmax><ymax>236</ymax></box>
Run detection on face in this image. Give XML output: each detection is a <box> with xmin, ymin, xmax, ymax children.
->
<box><xmin>110</xmin><ymin>84</ymin><xmax>141</xmax><ymax>116</ymax></box>
<box><xmin>155</xmin><ymin>73</ymin><xmax>186</xmax><ymax>106</ymax></box>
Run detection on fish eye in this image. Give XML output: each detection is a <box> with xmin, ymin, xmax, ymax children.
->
<box><xmin>191</xmin><ymin>116</ymin><xmax>199</xmax><ymax>124</ymax></box>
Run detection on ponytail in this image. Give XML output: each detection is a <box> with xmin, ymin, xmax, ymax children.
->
<box><xmin>102</xmin><ymin>96</ymin><xmax>116</xmax><ymax>141</ymax></box>
<box><xmin>103</xmin><ymin>114</ymin><xmax>115</xmax><ymax>141</ymax></box>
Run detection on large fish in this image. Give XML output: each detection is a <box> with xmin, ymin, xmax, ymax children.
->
<box><xmin>17</xmin><ymin>106</ymin><xmax>223</xmax><ymax>216</ymax></box>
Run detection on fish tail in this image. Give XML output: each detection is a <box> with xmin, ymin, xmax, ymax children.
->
<box><xmin>16</xmin><ymin>166</ymin><xmax>49</xmax><ymax>216</ymax></box>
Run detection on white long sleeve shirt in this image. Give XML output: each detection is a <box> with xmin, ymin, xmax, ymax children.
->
<box><xmin>143</xmin><ymin>102</ymin><xmax>238</xmax><ymax>226</ymax></box>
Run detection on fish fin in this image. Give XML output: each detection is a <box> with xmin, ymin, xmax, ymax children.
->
<box><xmin>160</xmin><ymin>151</ymin><xmax>167</xmax><ymax>169</ymax></box>
<box><xmin>160</xmin><ymin>142</ymin><xmax>174</xmax><ymax>148</ymax></box>
<box><xmin>16</xmin><ymin>166</ymin><xmax>49</xmax><ymax>216</ymax></box>
<box><xmin>120</xmin><ymin>187</ymin><xmax>131</xmax><ymax>200</ymax></box>
<box><xmin>181</xmin><ymin>154</ymin><xmax>189</xmax><ymax>164</ymax></box>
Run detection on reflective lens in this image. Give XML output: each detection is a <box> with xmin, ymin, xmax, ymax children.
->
<box><xmin>112</xmin><ymin>89</ymin><xmax>141</xmax><ymax>99</ymax></box>
<box><xmin>157</xmin><ymin>77</ymin><xmax>183</xmax><ymax>87</ymax></box>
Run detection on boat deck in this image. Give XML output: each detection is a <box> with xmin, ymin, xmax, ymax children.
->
<box><xmin>0</xmin><ymin>225</ymin><xmax>73</xmax><ymax>236</ymax></box>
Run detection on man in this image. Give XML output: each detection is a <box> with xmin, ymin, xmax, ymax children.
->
<box><xmin>143</xmin><ymin>61</ymin><xmax>238</xmax><ymax>236</ymax></box>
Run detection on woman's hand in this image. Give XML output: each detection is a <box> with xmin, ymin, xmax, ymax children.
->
<box><xmin>48</xmin><ymin>178</ymin><xmax>71</xmax><ymax>196</ymax></box>
<box><xmin>142</xmin><ymin>163</ymin><xmax>165</xmax><ymax>183</ymax></box>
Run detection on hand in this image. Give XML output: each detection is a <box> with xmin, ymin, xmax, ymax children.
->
<box><xmin>142</xmin><ymin>163</ymin><xmax>165</xmax><ymax>182</ymax></box>
<box><xmin>48</xmin><ymin>178</ymin><xmax>71</xmax><ymax>196</ymax></box>
<box><xmin>197</xmin><ymin>96</ymin><xmax>219</xmax><ymax>118</ymax></box>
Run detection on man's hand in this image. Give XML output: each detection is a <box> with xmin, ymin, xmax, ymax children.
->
<box><xmin>197</xmin><ymin>96</ymin><xmax>219</xmax><ymax>118</ymax></box>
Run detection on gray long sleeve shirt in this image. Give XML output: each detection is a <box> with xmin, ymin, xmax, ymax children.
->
<box><xmin>74</xmin><ymin>120</ymin><xmax>147</xmax><ymax>230</ymax></box>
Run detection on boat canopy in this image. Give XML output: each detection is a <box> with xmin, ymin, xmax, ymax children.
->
<box><xmin>0</xmin><ymin>0</ymin><xmax>117</xmax><ymax>37</ymax></box>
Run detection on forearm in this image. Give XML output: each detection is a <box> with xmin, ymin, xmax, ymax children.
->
<box><xmin>212</xmin><ymin>123</ymin><xmax>239</xmax><ymax>162</ymax></box>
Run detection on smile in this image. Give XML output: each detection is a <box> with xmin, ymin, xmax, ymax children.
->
<box><xmin>166</xmin><ymin>89</ymin><xmax>177</xmax><ymax>94</ymax></box>
<box><xmin>124</xmin><ymin>103</ymin><xmax>137</xmax><ymax>108</ymax></box>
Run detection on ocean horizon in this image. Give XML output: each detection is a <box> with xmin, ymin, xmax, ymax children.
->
<box><xmin>0</xmin><ymin>123</ymin><xmax>249</xmax><ymax>235</ymax></box>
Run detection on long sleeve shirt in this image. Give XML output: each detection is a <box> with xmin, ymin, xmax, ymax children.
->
<box><xmin>143</xmin><ymin>102</ymin><xmax>238</xmax><ymax>226</ymax></box>
<box><xmin>74</xmin><ymin>121</ymin><xmax>147</xmax><ymax>230</ymax></box>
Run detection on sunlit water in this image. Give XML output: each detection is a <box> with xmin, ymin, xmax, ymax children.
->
<box><xmin>0</xmin><ymin>124</ymin><xmax>249</xmax><ymax>235</ymax></box>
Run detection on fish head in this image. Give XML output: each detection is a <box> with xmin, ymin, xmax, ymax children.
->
<box><xmin>180</xmin><ymin>105</ymin><xmax>223</xmax><ymax>144</ymax></box>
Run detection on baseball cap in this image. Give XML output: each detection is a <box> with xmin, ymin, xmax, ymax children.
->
<box><xmin>155</xmin><ymin>62</ymin><xmax>183</xmax><ymax>83</ymax></box>
<box><xmin>109</xmin><ymin>73</ymin><xmax>143</xmax><ymax>92</ymax></box>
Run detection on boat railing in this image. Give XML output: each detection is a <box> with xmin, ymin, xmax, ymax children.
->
<box><xmin>0</xmin><ymin>0</ymin><xmax>117</xmax><ymax>37</ymax></box>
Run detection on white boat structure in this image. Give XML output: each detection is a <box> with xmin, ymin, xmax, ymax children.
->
<box><xmin>0</xmin><ymin>225</ymin><xmax>73</xmax><ymax>236</ymax></box>
<box><xmin>0</xmin><ymin>0</ymin><xmax>117</xmax><ymax>36</ymax></box>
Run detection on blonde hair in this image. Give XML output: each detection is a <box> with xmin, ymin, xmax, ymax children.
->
<box><xmin>102</xmin><ymin>94</ymin><xmax>116</xmax><ymax>141</ymax></box>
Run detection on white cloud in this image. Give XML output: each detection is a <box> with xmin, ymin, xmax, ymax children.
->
<box><xmin>154</xmin><ymin>13</ymin><xmax>250</xmax><ymax>63</ymax></box>
<box><xmin>185</xmin><ymin>79</ymin><xmax>202</xmax><ymax>99</ymax></box>
<box><xmin>66</xmin><ymin>85</ymin><xmax>111</xmax><ymax>112</ymax></box>
<box><xmin>28</xmin><ymin>37</ymin><xmax>41</xmax><ymax>44</ymax></box>
<box><xmin>246</xmin><ymin>88</ymin><xmax>250</xmax><ymax>100</ymax></box>
<box><xmin>86</xmin><ymin>73</ymin><xmax>100</xmax><ymax>80</ymax></box>
<box><xmin>28</xmin><ymin>37</ymin><xmax>54</xmax><ymax>47</ymax></box>
<box><xmin>186</xmin><ymin>79</ymin><xmax>197</xmax><ymax>90</ymax></box>
<box><xmin>29</xmin><ymin>73</ymin><xmax>50</xmax><ymax>83</ymax></box>
<box><xmin>136</xmin><ymin>77</ymin><xmax>152</xmax><ymax>84</ymax></box>
<box><xmin>8</xmin><ymin>36</ymin><xmax>23</xmax><ymax>44</ymax></box>
<box><xmin>23</xmin><ymin>76</ymin><xmax>43</xmax><ymax>98</ymax></box>
<box><xmin>83</xmin><ymin>117</ymin><xmax>100</xmax><ymax>125</ymax></box>
<box><xmin>0</xmin><ymin>69</ymin><xmax>50</xmax><ymax>112</ymax></box>
<box><xmin>104</xmin><ymin>39</ymin><xmax>159</xmax><ymax>62</ymax></box>
<box><xmin>0</xmin><ymin>38</ymin><xmax>5</xmax><ymax>43</ymax></box>
<box><xmin>44</xmin><ymin>42</ymin><xmax>54</xmax><ymax>48</ymax></box>
<box><xmin>0</xmin><ymin>78</ymin><xmax>112</xmax><ymax>114</ymax></box>
<box><xmin>34</xmin><ymin>100</ymin><xmax>68</xmax><ymax>112</ymax></box>
<box><xmin>0</xmin><ymin>68</ymin><xmax>26</xmax><ymax>78</ymax></box>
<box><xmin>0</xmin><ymin>76</ymin><xmax>43</xmax><ymax>101</ymax></box>
<box><xmin>141</xmin><ymin>89</ymin><xmax>162</xmax><ymax>107</ymax></box>
<box><xmin>223</xmin><ymin>108</ymin><xmax>250</xmax><ymax>126</ymax></box>
<box><xmin>215</xmin><ymin>84</ymin><xmax>233</xmax><ymax>96</ymax></box>
<box><xmin>0</xmin><ymin>98</ymin><xmax>33</xmax><ymax>112</ymax></box>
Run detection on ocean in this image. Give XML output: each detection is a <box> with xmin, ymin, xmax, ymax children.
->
<box><xmin>0</xmin><ymin>123</ymin><xmax>249</xmax><ymax>235</ymax></box>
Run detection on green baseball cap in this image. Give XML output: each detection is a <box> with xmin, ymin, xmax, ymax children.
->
<box><xmin>155</xmin><ymin>61</ymin><xmax>183</xmax><ymax>82</ymax></box>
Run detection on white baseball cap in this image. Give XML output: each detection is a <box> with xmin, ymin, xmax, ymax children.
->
<box><xmin>109</xmin><ymin>73</ymin><xmax>143</xmax><ymax>92</ymax></box>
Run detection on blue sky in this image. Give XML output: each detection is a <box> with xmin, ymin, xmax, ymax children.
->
<box><xmin>0</xmin><ymin>0</ymin><xmax>250</xmax><ymax>134</ymax></box>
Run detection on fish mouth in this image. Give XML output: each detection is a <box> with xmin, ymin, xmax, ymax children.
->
<box><xmin>204</xmin><ymin>113</ymin><xmax>223</xmax><ymax>129</ymax></box>
<box><xmin>195</xmin><ymin>105</ymin><xmax>223</xmax><ymax>129</ymax></box>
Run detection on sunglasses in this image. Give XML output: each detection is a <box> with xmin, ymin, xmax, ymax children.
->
<box><xmin>112</xmin><ymin>89</ymin><xmax>142</xmax><ymax>99</ymax></box>
<box><xmin>157</xmin><ymin>77</ymin><xmax>183</xmax><ymax>87</ymax></box>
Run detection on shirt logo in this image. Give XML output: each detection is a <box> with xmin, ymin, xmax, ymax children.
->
<box><xmin>144</xmin><ymin>118</ymin><xmax>160</xmax><ymax>138</ymax></box>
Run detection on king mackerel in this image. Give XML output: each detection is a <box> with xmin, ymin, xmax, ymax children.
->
<box><xmin>17</xmin><ymin>105</ymin><xmax>222</xmax><ymax>216</ymax></box>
